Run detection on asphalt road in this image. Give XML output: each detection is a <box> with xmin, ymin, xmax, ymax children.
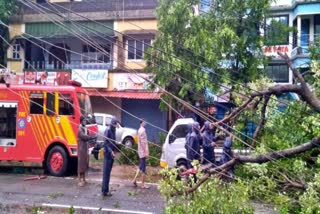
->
<box><xmin>0</xmin><ymin>166</ymin><xmax>278</xmax><ymax>214</ymax></box>
<box><xmin>0</xmin><ymin>168</ymin><xmax>165</xmax><ymax>214</ymax></box>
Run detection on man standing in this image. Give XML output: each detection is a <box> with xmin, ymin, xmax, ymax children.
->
<box><xmin>202</xmin><ymin>121</ymin><xmax>216</xmax><ymax>165</ymax></box>
<box><xmin>132</xmin><ymin>119</ymin><xmax>149</xmax><ymax>189</ymax></box>
<box><xmin>77</xmin><ymin>116</ymin><xmax>93</xmax><ymax>187</ymax></box>
<box><xmin>187</xmin><ymin>122</ymin><xmax>201</xmax><ymax>168</ymax></box>
<box><xmin>220</xmin><ymin>135</ymin><xmax>234</xmax><ymax>181</ymax></box>
<box><xmin>102</xmin><ymin>116</ymin><xmax>118</xmax><ymax>197</ymax></box>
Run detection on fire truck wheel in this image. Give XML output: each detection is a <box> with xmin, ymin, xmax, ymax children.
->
<box><xmin>46</xmin><ymin>146</ymin><xmax>69</xmax><ymax>177</ymax></box>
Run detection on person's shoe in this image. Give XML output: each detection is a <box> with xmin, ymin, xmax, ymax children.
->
<box><xmin>78</xmin><ymin>181</ymin><xmax>85</xmax><ymax>187</ymax></box>
<box><xmin>133</xmin><ymin>181</ymin><xmax>137</xmax><ymax>187</ymax></box>
<box><xmin>102</xmin><ymin>192</ymin><xmax>112</xmax><ymax>197</ymax></box>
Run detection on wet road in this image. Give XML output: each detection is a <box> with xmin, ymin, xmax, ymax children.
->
<box><xmin>0</xmin><ymin>167</ymin><xmax>278</xmax><ymax>214</ymax></box>
<box><xmin>0</xmin><ymin>168</ymin><xmax>165</xmax><ymax>214</ymax></box>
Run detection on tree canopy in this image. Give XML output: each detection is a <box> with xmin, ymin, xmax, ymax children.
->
<box><xmin>0</xmin><ymin>0</ymin><xmax>17</xmax><ymax>66</ymax></box>
<box><xmin>148</xmin><ymin>0</ymin><xmax>320</xmax><ymax>213</ymax></box>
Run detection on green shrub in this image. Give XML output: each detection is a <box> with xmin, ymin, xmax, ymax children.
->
<box><xmin>118</xmin><ymin>144</ymin><xmax>139</xmax><ymax>165</ymax></box>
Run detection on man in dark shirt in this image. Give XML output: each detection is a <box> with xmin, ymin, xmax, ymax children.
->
<box><xmin>102</xmin><ymin>116</ymin><xmax>118</xmax><ymax>197</ymax></box>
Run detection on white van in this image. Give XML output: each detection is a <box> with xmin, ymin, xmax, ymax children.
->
<box><xmin>160</xmin><ymin>118</ymin><xmax>194</xmax><ymax>168</ymax></box>
<box><xmin>160</xmin><ymin>118</ymin><xmax>250</xmax><ymax>168</ymax></box>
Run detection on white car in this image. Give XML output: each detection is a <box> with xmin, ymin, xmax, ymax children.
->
<box><xmin>94</xmin><ymin>113</ymin><xmax>138</xmax><ymax>147</ymax></box>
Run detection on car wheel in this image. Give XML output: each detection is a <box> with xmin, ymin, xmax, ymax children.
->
<box><xmin>122</xmin><ymin>137</ymin><xmax>133</xmax><ymax>148</ymax></box>
<box><xmin>46</xmin><ymin>145</ymin><xmax>69</xmax><ymax>177</ymax></box>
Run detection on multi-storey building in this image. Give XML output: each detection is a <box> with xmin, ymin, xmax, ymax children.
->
<box><xmin>6</xmin><ymin>0</ymin><xmax>166</xmax><ymax>142</ymax></box>
<box><xmin>268</xmin><ymin>0</ymin><xmax>320</xmax><ymax>83</ymax></box>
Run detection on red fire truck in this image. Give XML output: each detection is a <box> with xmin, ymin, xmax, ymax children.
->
<box><xmin>0</xmin><ymin>80</ymin><xmax>98</xmax><ymax>176</ymax></box>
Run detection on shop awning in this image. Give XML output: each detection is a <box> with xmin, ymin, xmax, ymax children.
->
<box><xmin>88</xmin><ymin>91</ymin><xmax>162</xmax><ymax>100</ymax></box>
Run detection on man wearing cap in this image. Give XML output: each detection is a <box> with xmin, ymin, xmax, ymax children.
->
<box><xmin>102</xmin><ymin>116</ymin><xmax>118</xmax><ymax>197</ymax></box>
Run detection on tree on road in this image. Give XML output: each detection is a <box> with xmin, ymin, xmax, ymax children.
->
<box><xmin>147</xmin><ymin>0</ymin><xmax>320</xmax><ymax>212</ymax></box>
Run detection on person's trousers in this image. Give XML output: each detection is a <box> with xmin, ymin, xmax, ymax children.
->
<box><xmin>102</xmin><ymin>151</ymin><xmax>114</xmax><ymax>193</ymax></box>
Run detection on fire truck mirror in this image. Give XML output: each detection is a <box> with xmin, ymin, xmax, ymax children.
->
<box><xmin>46</xmin><ymin>93</ymin><xmax>55</xmax><ymax>116</ymax></box>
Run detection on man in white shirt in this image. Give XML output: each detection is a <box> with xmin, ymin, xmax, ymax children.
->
<box><xmin>132</xmin><ymin>119</ymin><xmax>149</xmax><ymax>189</ymax></box>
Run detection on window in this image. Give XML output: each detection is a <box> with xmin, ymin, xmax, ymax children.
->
<box><xmin>265</xmin><ymin>15</ymin><xmax>289</xmax><ymax>45</ymax></box>
<box><xmin>127</xmin><ymin>39</ymin><xmax>151</xmax><ymax>60</ymax></box>
<box><xmin>46</xmin><ymin>92</ymin><xmax>55</xmax><ymax>116</ymax></box>
<box><xmin>0</xmin><ymin>104</ymin><xmax>17</xmax><ymax>140</ymax></box>
<box><xmin>105</xmin><ymin>117</ymin><xmax>112</xmax><ymax>126</ymax></box>
<box><xmin>58</xmin><ymin>93</ymin><xmax>74</xmax><ymax>115</ymax></box>
<box><xmin>82</xmin><ymin>44</ymin><xmax>111</xmax><ymax>63</ymax></box>
<box><xmin>77</xmin><ymin>93</ymin><xmax>93</xmax><ymax>117</ymax></box>
<box><xmin>95</xmin><ymin>116</ymin><xmax>103</xmax><ymax>126</ymax></box>
<box><xmin>30</xmin><ymin>93</ymin><xmax>44</xmax><ymax>114</ymax></box>
<box><xmin>267</xmin><ymin>64</ymin><xmax>289</xmax><ymax>83</ymax></box>
<box><xmin>12</xmin><ymin>44</ymin><xmax>20</xmax><ymax>59</ymax></box>
<box><xmin>172</xmin><ymin>125</ymin><xmax>188</xmax><ymax>139</ymax></box>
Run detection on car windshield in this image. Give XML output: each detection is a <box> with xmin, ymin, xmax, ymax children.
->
<box><xmin>77</xmin><ymin>93</ymin><xmax>93</xmax><ymax>117</ymax></box>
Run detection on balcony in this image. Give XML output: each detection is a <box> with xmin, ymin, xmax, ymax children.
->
<box><xmin>291</xmin><ymin>33</ymin><xmax>320</xmax><ymax>57</ymax></box>
<box><xmin>24</xmin><ymin>60</ymin><xmax>113</xmax><ymax>71</ymax></box>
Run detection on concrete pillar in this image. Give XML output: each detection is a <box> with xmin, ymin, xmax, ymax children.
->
<box><xmin>310</xmin><ymin>17</ymin><xmax>314</xmax><ymax>44</ymax></box>
<box><xmin>297</xmin><ymin>15</ymin><xmax>301</xmax><ymax>47</ymax></box>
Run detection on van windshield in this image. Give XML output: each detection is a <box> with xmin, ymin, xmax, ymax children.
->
<box><xmin>77</xmin><ymin>93</ymin><xmax>93</xmax><ymax>117</ymax></box>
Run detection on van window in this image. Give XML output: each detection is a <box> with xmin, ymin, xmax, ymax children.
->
<box><xmin>105</xmin><ymin>117</ymin><xmax>112</xmax><ymax>126</ymax></box>
<box><xmin>95</xmin><ymin>116</ymin><xmax>103</xmax><ymax>126</ymax></box>
<box><xmin>172</xmin><ymin>124</ymin><xmax>188</xmax><ymax>138</ymax></box>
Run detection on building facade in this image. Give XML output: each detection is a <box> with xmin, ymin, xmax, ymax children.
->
<box><xmin>268</xmin><ymin>0</ymin><xmax>320</xmax><ymax>82</ymax></box>
<box><xmin>7</xmin><ymin>0</ymin><xmax>167</xmax><ymax>143</ymax></box>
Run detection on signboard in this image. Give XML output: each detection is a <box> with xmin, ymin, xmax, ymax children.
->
<box><xmin>72</xmin><ymin>69</ymin><xmax>108</xmax><ymax>88</ymax></box>
<box><xmin>24</xmin><ymin>71</ymin><xmax>71</xmax><ymax>85</ymax></box>
<box><xmin>263</xmin><ymin>45</ymin><xmax>291</xmax><ymax>57</ymax></box>
<box><xmin>113</xmin><ymin>73</ymin><xmax>151</xmax><ymax>90</ymax></box>
<box><xmin>10</xmin><ymin>73</ymin><xmax>24</xmax><ymax>85</ymax></box>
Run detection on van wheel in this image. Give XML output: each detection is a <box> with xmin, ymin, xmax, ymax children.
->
<box><xmin>176</xmin><ymin>159</ymin><xmax>188</xmax><ymax>169</ymax></box>
<box><xmin>46</xmin><ymin>146</ymin><xmax>68</xmax><ymax>177</ymax></box>
<box><xmin>122</xmin><ymin>137</ymin><xmax>133</xmax><ymax>148</ymax></box>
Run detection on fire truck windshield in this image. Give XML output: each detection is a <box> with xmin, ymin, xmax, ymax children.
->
<box><xmin>77</xmin><ymin>93</ymin><xmax>93</xmax><ymax>117</ymax></box>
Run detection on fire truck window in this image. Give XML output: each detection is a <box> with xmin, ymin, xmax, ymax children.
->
<box><xmin>46</xmin><ymin>92</ymin><xmax>55</xmax><ymax>116</ymax></box>
<box><xmin>0</xmin><ymin>105</ymin><xmax>17</xmax><ymax>145</ymax></box>
<box><xmin>30</xmin><ymin>98</ymin><xmax>44</xmax><ymax>114</ymax></box>
<box><xmin>59</xmin><ymin>93</ymin><xmax>74</xmax><ymax>116</ymax></box>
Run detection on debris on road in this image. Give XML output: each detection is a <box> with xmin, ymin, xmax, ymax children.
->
<box><xmin>23</xmin><ymin>175</ymin><xmax>47</xmax><ymax>181</ymax></box>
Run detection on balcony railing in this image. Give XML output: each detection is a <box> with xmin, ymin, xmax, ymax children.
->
<box><xmin>291</xmin><ymin>33</ymin><xmax>320</xmax><ymax>57</ymax></box>
<box><xmin>24</xmin><ymin>60</ymin><xmax>113</xmax><ymax>70</ymax></box>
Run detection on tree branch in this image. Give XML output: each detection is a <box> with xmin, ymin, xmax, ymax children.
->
<box><xmin>278</xmin><ymin>52</ymin><xmax>320</xmax><ymax>112</ymax></box>
<box><xmin>252</xmin><ymin>96</ymin><xmax>270</xmax><ymax>146</ymax></box>
<box><xmin>214</xmin><ymin>96</ymin><xmax>254</xmax><ymax>126</ymax></box>
<box><xmin>251</xmin><ymin>84</ymin><xmax>300</xmax><ymax>97</ymax></box>
<box><xmin>179</xmin><ymin>136</ymin><xmax>320</xmax><ymax>195</ymax></box>
<box><xmin>278</xmin><ymin>171</ymin><xmax>307</xmax><ymax>190</ymax></box>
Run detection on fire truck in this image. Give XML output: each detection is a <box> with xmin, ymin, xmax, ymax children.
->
<box><xmin>0</xmin><ymin>80</ymin><xmax>98</xmax><ymax>176</ymax></box>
